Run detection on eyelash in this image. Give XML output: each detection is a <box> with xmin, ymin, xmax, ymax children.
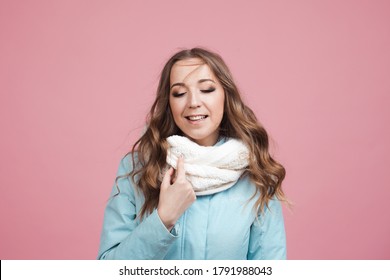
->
<box><xmin>201</xmin><ymin>88</ymin><xmax>216</xmax><ymax>93</ymax></box>
<box><xmin>172</xmin><ymin>88</ymin><xmax>216</xmax><ymax>97</ymax></box>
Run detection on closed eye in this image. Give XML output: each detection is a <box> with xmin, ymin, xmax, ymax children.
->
<box><xmin>172</xmin><ymin>92</ymin><xmax>186</xmax><ymax>97</ymax></box>
<box><xmin>201</xmin><ymin>88</ymin><xmax>216</xmax><ymax>93</ymax></box>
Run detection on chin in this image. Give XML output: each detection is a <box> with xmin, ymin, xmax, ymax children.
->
<box><xmin>185</xmin><ymin>134</ymin><xmax>217</xmax><ymax>146</ymax></box>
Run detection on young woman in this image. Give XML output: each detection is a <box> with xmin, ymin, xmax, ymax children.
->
<box><xmin>98</xmin><ymin>47</ymin><xmax>287</xmax><ymax>260</ymax></box>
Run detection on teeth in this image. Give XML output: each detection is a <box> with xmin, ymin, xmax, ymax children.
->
<box><xmin>188</xmin><ymin>115</ymin><xmax>206</xmax><ymax>121</ymax></box>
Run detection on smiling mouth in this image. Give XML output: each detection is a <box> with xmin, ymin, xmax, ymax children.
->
<box><xmin>185</xmin><ymin>115</ymin><xmax>208</xmax><ymax>121</ymax></box>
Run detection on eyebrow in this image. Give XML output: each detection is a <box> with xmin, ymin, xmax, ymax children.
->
<box><xmin>170</xmin><ymin>79</ymin><xmax>216</xmax><ymax>90</ymax></box>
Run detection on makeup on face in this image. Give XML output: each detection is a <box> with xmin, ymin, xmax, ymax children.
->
<box><xmin>169</xmin><ymin>58</ymin><xmax>225</xmax><ymax>146</ymax></box>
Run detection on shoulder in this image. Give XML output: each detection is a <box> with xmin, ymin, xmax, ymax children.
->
<box><xmin>111</xmin><ymin>152</ymin><xmax>142</xmax><ymax>198</ymax></box>
<box><xmin>229</xmin><ymin>175</ymin><xmax>284</xmax><ymax>216</ymax></box>
<box><xmin>118</xmin><ymin>152</ymin><xmax>139</xmax><ymax>174</ymax></box>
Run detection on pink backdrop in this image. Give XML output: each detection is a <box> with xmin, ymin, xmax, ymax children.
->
<box><xmin>1</xmin><ymin>0</ymin><xmax>389</xmax><ymax>259</ymax></box>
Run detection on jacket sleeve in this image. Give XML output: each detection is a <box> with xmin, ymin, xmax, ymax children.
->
<box><xmin>247</xmin><ymin>198</ymin><xmax>287</xmax><ymax>260</ymax></box>
<box><xmin>97</xmin><ymin>155</ymin><xmax>179</xmax><ymax>260</ymax></box>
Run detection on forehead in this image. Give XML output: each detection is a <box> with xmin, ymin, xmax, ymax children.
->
<box><xmin>170</xmin><ymin>58</ymin><xmax>216</xmax><ymax>84</ymax></box>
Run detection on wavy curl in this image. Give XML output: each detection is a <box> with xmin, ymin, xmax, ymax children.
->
<box><xmin>116</xmin><ymin>47</ymin><xmax>287</xmax><ymax>220</ymax></box>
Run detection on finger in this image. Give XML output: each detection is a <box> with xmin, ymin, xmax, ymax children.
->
<box><xmin>175</xmin><ymin>154</ymin><xmax>186</xmax><ymax>180</ymax></box>
<box><xmin>171</xmin><ymin>169</ymin><xmax>177</xmax><ymax>184</ymax></box>
<box><xmin>161</xmin><ymin>167</ymin><xmax>173</xmax><ymax>190</ymax></box>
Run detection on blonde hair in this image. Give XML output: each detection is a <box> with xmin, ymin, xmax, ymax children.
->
<box><xmin>117</xmin><ymin>47</ymin><xmax>287</xmax><ymax>219</ymax></box>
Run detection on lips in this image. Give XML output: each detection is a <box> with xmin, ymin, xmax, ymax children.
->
<box><xmin>185</xmin><ymin>115</ymin><xmax>208</xmax><ymax>121</ymax></box>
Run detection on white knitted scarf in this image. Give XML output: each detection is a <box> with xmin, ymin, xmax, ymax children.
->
<box><xmin>165</xmin><ymin>135</ymin><xmax>250</xmax><ymax>196</ymax></box>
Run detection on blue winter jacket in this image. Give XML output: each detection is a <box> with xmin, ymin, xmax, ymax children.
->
<box><xmin>98</xmin><ymin>153</ymin><xmax>287</xmax><ymax>260</ymax></box>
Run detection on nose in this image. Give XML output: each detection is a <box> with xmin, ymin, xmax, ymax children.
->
<box><xmin>188</xmin><ymin>91</ymin><xmax>201</xmax><ymax>108</ymax></box>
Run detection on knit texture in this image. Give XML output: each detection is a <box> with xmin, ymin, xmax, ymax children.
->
<box><xmin>165</xmin><ymin>135</ymin><xmax>249</xmax><ymax>195</ymax></box>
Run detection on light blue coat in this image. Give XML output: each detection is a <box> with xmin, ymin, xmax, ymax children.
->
<box><xmin>98</xmin><ymin>153</ymin><xmax>287</xmax><ymax>260</ymax></box>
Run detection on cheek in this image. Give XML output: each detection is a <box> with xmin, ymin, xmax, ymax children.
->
<box><xmin>214</xmin><ymin>94</ymin><xmax>225</xmax><ymax>118</ymax></box>
<box><xmin>169</xmin><ymin>99</ymin><xmax>183</xmax><ymax>120</ymax></box>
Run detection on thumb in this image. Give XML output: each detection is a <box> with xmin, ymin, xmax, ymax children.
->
<box><xmin>176</xmin><ymin>154</ymin><xmax>186</xmax><ymax>180</ymax></box>
<box><xmin>161</xmin><ymin>167</ymin><xmax>173</xmax><ymax>191</ymax></box>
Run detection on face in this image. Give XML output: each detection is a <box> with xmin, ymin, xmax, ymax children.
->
<box><xmin>169</xmin><ymin>58</ymin><xmax>225</xmax><ymax>146</ymax></box>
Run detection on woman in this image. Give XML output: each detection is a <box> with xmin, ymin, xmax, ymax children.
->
<box><xmin>98</xmin><ymin>47</ymin><xmax>287</xmax><ymax>260</ymax></box>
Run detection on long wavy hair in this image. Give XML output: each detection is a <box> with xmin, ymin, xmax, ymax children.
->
<box><xmin>116</xmin><ymin>47</ymin><xmax>287</xmax><ymax>220</ymax></box>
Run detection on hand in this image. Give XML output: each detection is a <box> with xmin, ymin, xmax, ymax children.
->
<box><xmin>157</xmin><ymin>155</ymin><xmax>196</xmax><ymax>231</ymax></box>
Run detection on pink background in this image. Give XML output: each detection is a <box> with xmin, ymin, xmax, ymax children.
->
<box><xmin>1</xmin><ymin>0</ymin><xmax>389</xmax><ymax>259</ymax></box>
